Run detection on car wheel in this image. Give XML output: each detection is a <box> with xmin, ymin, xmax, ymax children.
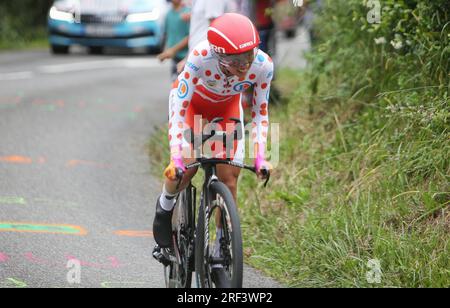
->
<box><xmin>88</xmin><ymin>46</ymin><xmax>104</xmax><ymax>55</ymax></box>
<box><xmin>51</xmin><ymin>45</ymin><xmax>69</xmax><ymax>55</ymax></box>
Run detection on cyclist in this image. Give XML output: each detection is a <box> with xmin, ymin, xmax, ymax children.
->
<box><xmin>153</xmin><ymin>13</ymin><xmax>273</xmax><ymax>251</ymax></box>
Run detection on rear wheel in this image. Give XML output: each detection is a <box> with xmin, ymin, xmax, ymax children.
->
<box><xmin>195</xmin><ymin>181</ymin><xmax>243</xmax><ymax>288</ymax></box>
<box><xmin>88</xmin><ymin>46</ymin><xmax>104</xmax><ymax>55</ymax></box>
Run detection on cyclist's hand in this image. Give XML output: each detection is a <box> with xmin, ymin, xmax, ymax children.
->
<box><xmin>255</xmin><ymin>158</ymin><xmax>273</xmax><ymax>180</ymax></box>
<box><xmin>164</xmin><ymin>155</ymin><xmax>186</xmax><ymax>181</ymax></box>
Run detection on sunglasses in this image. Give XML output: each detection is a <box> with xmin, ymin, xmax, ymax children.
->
<box><xmin>214</xmin><ymin>48</ymin><xmax>257</xmax><ymax>70</ymax></box>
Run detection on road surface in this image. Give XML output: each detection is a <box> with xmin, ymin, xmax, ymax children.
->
<box><xmin>0</xmin><ymin>47</ymin><xmax>283</xmax><ymax>288</ymax></box>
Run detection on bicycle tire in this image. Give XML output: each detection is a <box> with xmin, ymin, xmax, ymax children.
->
<box><xmin>195</xmin><ymin>181</ymin><xmax>243</xmax><ymax>288</ymax></box>
<box><xmin>169</xmin><ymin>188</ymin><xmax>193</xmax><ymax>288</ymax></box>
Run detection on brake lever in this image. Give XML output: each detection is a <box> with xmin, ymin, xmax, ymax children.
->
<box><xmin>175</xmin><ymin>168</ymin><xmax>184</xmax><ymax>190</ymax></box>
<box><xmin>261</xmin><ymin>168</ymin><xmax>271</xmax><ymax>188</ymax></box>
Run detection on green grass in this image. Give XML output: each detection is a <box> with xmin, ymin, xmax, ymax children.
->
<box><xmin>236</xmin><ymin>70</ymin><xmax>449</xmax><ymax>288</ymax></box>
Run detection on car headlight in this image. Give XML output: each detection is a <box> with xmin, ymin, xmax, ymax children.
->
<box><xmin>126</xmin><ymin>8</ymin><xmax>160</xmax><ymax>23</ymax></box>
<box><xmin>49</xmin><ymin>6</ymin><xmax>75</xmax><ymax>23</ymax></box>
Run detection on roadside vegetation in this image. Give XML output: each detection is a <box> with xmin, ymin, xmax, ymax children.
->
<box><xmin>0</xmin><ymin>1</ymin><xmax>52</xmax><ymax>50</ymax></box>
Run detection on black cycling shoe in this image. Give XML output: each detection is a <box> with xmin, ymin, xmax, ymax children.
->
<box><xmin>152</xmin><ymin>197</ymin><xmax>173</xmax><ymax>248</ymax></box>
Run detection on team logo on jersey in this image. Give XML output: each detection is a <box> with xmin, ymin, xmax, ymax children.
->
<box><xmin>186</xmin><ymin>61</ymin><xmax>199</xmax><ymax>72</ymax></box>
<box><xmin>233</xmin><ymin>81</ymin><xmax>253</xmax><ymax>92</ymax></box>
<box><xmin>177</xmin><ymin>79</ymin><xmax>189</xmax><ymax>99</ymax></box>
<box><xmin>206</xmin><ymin>80</ymin><xmax>218</xmax><ymax>88</ymax></box>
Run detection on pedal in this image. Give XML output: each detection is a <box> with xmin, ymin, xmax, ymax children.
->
<box><xmin>152</xmin><ymin>245</ymin><xmax>171</xmax><ymax>267</ymax></box>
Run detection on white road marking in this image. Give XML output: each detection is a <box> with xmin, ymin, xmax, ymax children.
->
<box><xmin>38</xmin><ymin>58</ymin><xmax>164</xmax><ymax>74</ymax></box>
<box><xmin>0</xmin><ymin>71</ymin><xmax>34</xmax><ymax>81</ymax></box>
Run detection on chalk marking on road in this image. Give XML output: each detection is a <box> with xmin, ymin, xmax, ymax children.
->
<box><xmin>0</xmin><ymin>71</ymin><xmax>34</xmax><ymax>81</ymax></box>
<box><xmin>0</xmin><ymin>278</ymin><xmax>28</xmax><ymax>288</ymax></box>
<box><xmin>0</xmin><ymin>196</ymin><xmax>27</xmax><ymax>205</ymax></box>
<box><xmin>0</xmin><ymin>252</ymin><xmax>9</xmax><ymax>262</ymax></box>
<box><xmin>66</xmin><ymin>159</ymin><xmax>109</xmax><ymax>169</ymax></box>
<box><xmin>0</xmin><ymin>156</ymin><xmax>33</xmax><ymax>164</ymax></box>
<box><xmin>66</xmin><ymin>255</ymin><xmax>122</xmax><ymax>269</ymax></box>
<box><xmin>114</xmin><ymin>230</ymin><xmax>153</xmax><ymax>238</ymax></box>
<box><xmin>0</xmin><ymin>222</ymin><xmax>87</xmax><ymax>235</ymax></box>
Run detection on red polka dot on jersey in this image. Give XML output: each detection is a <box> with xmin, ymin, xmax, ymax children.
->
<box><xmin>249</xmin><ymin>74</ymin><xmax>256</xmax><ymax>80</ymax></box>
<box><xmin>260</xmin><ymin>110</ymin><xmax>267</xmax><ymax>116</ymax></box>
<box><xmin>205</xmin><ymin>70</ymin><xmax>211</xmax><ymax>76</ymax></box>
<box><xmin>177</xmin><ymin>133</ymin><xmax>183</xmax><ymax>140</ymax></box>
<box><xmin>201</xmin><ymin>50</ymin><xmax>208</xmax><ymax>56</ymax></box>
<box><xmin>261</xmin><ymin>83</ymin><xmax>268</xmax><ymax>89</ymax></box>
<box><xmin>180</xmin><ymin>110</ymin><xmax>186</xmax><ymax>117</ymax></box>
<box><xmin>261</xmin><ymin>103</ymin><xmax>267</xmax><ymax>109</ymax></box>
<box><xmin>178</xmin><ymin>122</ymin><xmax>184</xmax><ymax>129</ymax></box>
<box><xmin>193</xmin><ymin>77</ymin><xmax>199</xmax><ymax>84</ymax></box>
<box><xmin>169</xmin><ymin>122</ymin><xmax>172</xmax><ymax>129</ymax></box>
<box><xmin>252</xmin><ymin>122</ymin><xmax>257</xmax><ymax>128</ymax></box>
<box><xmin>252</xmin><ymin>112</ymin><xmax>256</xmax><ymax>118</ymax></box>
<box><xmin>262</xmin><ymin>121</ymin><xmax>269</xmax><ymax>127</ymax></box>
<box><xmin>252</xmin><ymin>133</ymin><xmax>257</xmax><ymax>139</ymax></box>
<box><xmin>182</xmin><ymin>101</ymin><xmax>189</xmax><ymax>108</ymax></box>
<box><xmin>193</xmin><ymin>50</ymin><xmax>199</xmax><ymax>56</ymax></box>
<box><xmin>185</xmin><ymin>72</ymin><xmax>190</xmax><ymax>79</ymax></box>
<box><xmin>215</xmin><ymin>74</ymin><xmax>221</xmax><ymax>80</ymax></box>
<box><xmin>169</xmin><ymin>135</ymin><xmax>172</xmax><ymax>141</ymax></box>
<box><xmin>262</xmin><ymin>132</ymin><xmax>267</xmax><ymax>138</ymax></box>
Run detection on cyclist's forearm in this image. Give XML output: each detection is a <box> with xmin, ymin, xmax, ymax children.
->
<box><xmin>251</xmin><ymin>59</ymin><xmax>274</xmax><ymax>156</ymax></box>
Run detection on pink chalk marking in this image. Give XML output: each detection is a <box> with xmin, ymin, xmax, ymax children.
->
<box><xmin>0</xmin><ymin>252</ymin><xmax>9</xmax><ymax>262</ymax></box>
<box><xmin>66</xmin><ymin>255</ymin><xmax>122</xmax><ymax>269</ymax></box>
<box><xmin>66</xmin><ymin>160</ymin><xmax>108</xmax><ymax>169</ymax></box>
<box><xmin>32</xmin><ymin>99</ymin><xmax>46</xmax><ymax>105</ymax></box>
<box><xmin>38</xmin><ymin>157</ymin><xmax>46</xmax><ymax>164</ymax></box>
<box><xmin>24</xmin><ymin>252</ymin><xmax>54</xmax><ymax>266</ymax></box>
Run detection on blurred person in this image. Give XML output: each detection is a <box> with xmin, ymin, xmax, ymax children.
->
<box><xmin>157</xmin><ymin>0</ymin><xmax>191</xmax><ymax>81</ymax></box>
<box><xmin>176</xmin><ymin>0</ymin><xmax>228</xmax><ymax>73</ymax></box>
<box><xmin>153</xmin><ymin>13</ymin><xmax>274</xmax><ymax>284</ymax></box>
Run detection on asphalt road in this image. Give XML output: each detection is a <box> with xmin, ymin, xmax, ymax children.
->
<box><xmin>0</xmin><ymin>47</ymin><xmax>283</xmax><ymax>288</ymax></box>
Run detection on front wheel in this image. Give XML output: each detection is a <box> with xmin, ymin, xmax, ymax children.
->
<box><xmin>195</xmin><ymin>181</ymin><xmax>243</xmax><ymax>288</ymax></box>
<box><xmin>164</xmin><ymin>188</ymin><xmax>193</xmax><ymax>288</ymax></box>
<box><xmin>51</xmin><ymin>45</ymin><xmax>69</xmax><ymax>55</ymax></box>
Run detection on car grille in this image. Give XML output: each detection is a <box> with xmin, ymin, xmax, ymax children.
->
<box><xmin>79</xmin><ymin>14</ymin><xmax>125</xmax><ymax>24</ymax></box>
